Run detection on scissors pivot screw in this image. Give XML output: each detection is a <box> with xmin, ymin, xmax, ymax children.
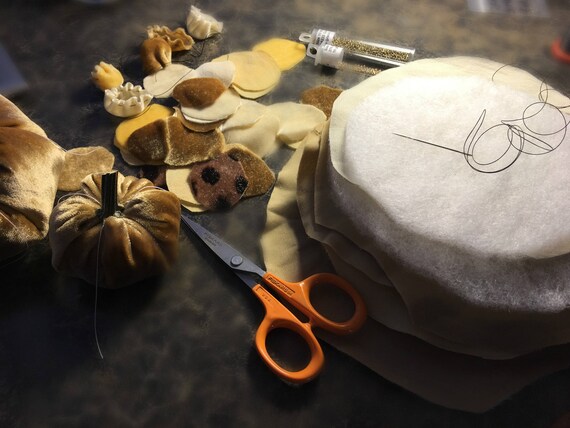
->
<box><xmin>230</xmin><ymin>255</ymin><xmax>244</xmax><ymax>267</ymax></box>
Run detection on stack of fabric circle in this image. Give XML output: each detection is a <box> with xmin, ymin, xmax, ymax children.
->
<box><xmin>262</xmin><ymin>57</ymin><xmax>570</xmax><ymax>412</ymax></box>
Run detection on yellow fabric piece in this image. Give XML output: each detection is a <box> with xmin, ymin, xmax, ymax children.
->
<box><xmin>114</xmin><ymin>104</ymin><xmax>173</xmax><ymax>151</ymax></box>
<box><xmin>252</xmin><ymin>38</ymin><xmax>306</xmax><ymax>71</ymax></box>
<box><xmin>91</xmin><ymin>61</ymin><xmax>124</xmax><ymax>91</ymax></box>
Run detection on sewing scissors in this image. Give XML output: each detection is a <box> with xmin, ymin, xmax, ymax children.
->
<box><xmin>181</xmin><ymin>214</ymin><xmax>367</xmax><ymax>384</ymax></box>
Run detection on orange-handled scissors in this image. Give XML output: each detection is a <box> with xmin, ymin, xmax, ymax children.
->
<box><xmin>181</xmin><ymin>213</ymin><xmax>367</xmax><ymax>384</ymax></box>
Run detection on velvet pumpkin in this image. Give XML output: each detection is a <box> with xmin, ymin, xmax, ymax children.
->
<box><xmin>0</xmin><ymin>95</ymin><xmax>65</xmax><ymax>262</ymax></box>
<box><xmin>49</xmin><ymin>172</ymin><xmax>181</xmax><ymax>288</ymax></box>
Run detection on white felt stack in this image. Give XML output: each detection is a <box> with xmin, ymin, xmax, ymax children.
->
<box><xmin>262</xmin><ymin>57</ymin><xmax>570</xmax><ymax>412</ymax></box>
<box><xmin>323</xmin><ymin>57</ymin><xmax>570</xmax><ymax>358</ymax></box>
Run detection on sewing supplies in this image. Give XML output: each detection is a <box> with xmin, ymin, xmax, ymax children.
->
<box><xmin>299</xmin><ymin>28</ymin><xmax>415</xmax><ymax>72</ymax></box>
<box><xmin>181</xmin><ymin>212</ymin><xmax>367</xmax><ymax>384</ymax></box>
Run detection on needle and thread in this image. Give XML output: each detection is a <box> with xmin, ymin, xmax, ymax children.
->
<box><xmin>392</xmin><ymin>76</ymin><xmax>569</xmax><ymax>174</ymax></box>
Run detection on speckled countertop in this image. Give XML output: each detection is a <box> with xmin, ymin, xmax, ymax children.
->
<box><xmin>0</xmin><ymin>0</ymin><xmax>569</xmax><ymax>427</ymax></box>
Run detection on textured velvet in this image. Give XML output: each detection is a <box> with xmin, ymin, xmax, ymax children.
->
<box><xmin>57</xmin><ymin>146</ymin><xmax>115</xmax><ymax>191</ymax></box>
<box><xmin>0</xmin><ymin>95</ymin><xmax>65</xmax><ymax>262</ymax></box>
<box><xmin>49</xmin><ymin>173</ymin><xmax>181</xmax><ymax>289</ymax></box>
<box><xmin>223</xmin><ymin>144</ymin><xmax>275</xmax><ymax>197</ymax></box>
<box><xmin>125</xmin><ymin>116</ymin><xmax>225</xmax><ymax>166</ymax></box>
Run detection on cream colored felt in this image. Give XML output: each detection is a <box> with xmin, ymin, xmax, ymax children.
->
<box><xmin>220</xmin><ymin>99</ymin><xmax>266</xmax><ymax>131</ymax></box>
<box><xmin>322</xmin><ymin>57</ymin><xmax>570</xmax><ymax>355</ymax></box>
<box><xmin>261</xmin><ymin>129</ymin><xmax>570</xmax><ymax>413</ymax></box>
<box><xmin>222</xmin><ymin>106</ymin><xmax>280</xmax><ymax>158</ymax></box>
<box><xmin>143</xmin><ymin>63</ymin><xmax>193</xmax><ymax>98</ymax></box>
<box><xmin>267</xmin><ymin>102</ymin><xmax>326</xmax><ymax>147</ymax></box>
<box><xmin>104</xmin><ymin>82</ymin><xmax>153</xmax><ymax>118</ymax></box>
<box><xmin>231</xmin><ymin>83</ymin><xmax>279</xmax><ymax>100</ymax></box>
<box><xmin>252</xmin><ymin>38</ymin><xmax>306</xmax><ymax>71</ymax></box>
<box><xmin>186</xmin><ymin>6</ymin><xmax>223</xmax><ymax>40</ymax></box>
<box><xmin>187</xmin><ymin>61</ymin><xmax>235</xmax><ymax>88</ymax></box>
<box><xmin>165</xmin><ymin>166</ymin><xmax>206</xmax><ymax>212</ymax></box>
<box><xmin>179</xmin><ymin>88</ymin><xmax>241</xmax><ymax>123</ymax></box>
<box><xmin>297</xmin><ymin>124</ymin><xmax>517</xmax><ymax>359</ymax></box>
<box><xmin>213</xmin><ymin>51</ymin><xmax>281</xmax><ymax>96</ymax></box>
<box><xmin>298</xmin><ymin>124</ymin><xmax>392</xmax><ymax>288</ymax></box>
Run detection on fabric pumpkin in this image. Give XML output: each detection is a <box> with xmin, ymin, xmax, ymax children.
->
<box><xmin>0</xmin><ymin>95</ymin><xmax>65</xmax><ymax>262</ymax></box>
<box><xmin>49</xmin><ymin>172</ymin><xmax>181</xmax><ymax>288</ymax></box>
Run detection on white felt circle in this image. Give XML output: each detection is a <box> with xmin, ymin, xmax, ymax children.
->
<box><xmin>143</xmin><ymin>63</ymin><xmax>193</xmax><ymax>98</ymax></box>
<box><xmin>342</xmin><ymin>72</ymin><xmax>570</xmax><ymax>259</ymax></box>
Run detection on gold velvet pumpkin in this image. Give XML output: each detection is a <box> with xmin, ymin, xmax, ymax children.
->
<box><xmin>49</xmin><ymin>172</ymin><xmax>181</xmax><ymax>288</ymax></box>
<box><xmin>0</xmin><ymin>95</ymin><xmax>65</xmax><ymax>262</ymax></box>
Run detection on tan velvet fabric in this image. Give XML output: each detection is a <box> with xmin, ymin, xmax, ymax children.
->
<box><xmin>49</xmin><ymin>173</ymin><xmax>181</xmax><ymax>289</ymax></box>
<box><xmin>58</xmin><ymin>146</ymin><xmax>115</xmax><ymax>192</ymax></box>
<box><xmin>0</xmin><ymin>95</ymin><xmax>48</xmax><ymax>137</ymax></box>
<box><xmin>140</xmin><ymin>37</ymin><xmax>172</xmax><ymax>75</ymax></box>
<box><xmin>173</xmin><ymin>78</ymin><xmax>226</xmax><ymax>108</ymax></box>
<box><xmin>261</xmin><ymin>125</ymin><xmax>570</xmax><ymax>412</ymax></box>
<box><xmin>300</xmin><ymin>85</ymin><xmax>343</xmax><ymax>119</ymax></box>
<box><xmin>0</xmin><ymin>95</ymin><xmax>65</xmax><ymax>262</ymax></box>
<box><xmin>126</xmin><ymin>116</ymin><xmax>225</xmax><ymax>166</ymax></box>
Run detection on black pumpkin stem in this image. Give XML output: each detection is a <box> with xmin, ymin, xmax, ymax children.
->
<box><xmin>100</xmin><ymin>171</ymin><xmax>119</xmax><ymax>218</ymax></box>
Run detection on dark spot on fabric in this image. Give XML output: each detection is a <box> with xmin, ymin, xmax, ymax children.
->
<box><xmin>201</xmin><ymin>167</ymin><xmax>220</xmax><ymax>185</ymax></box>
<box><xmin>214</xmin><ymin>196</ymin><xmax>231</xmax><ymax>210</ymax></box>
<box><xmin>227</xmin><ymin>152</ymin><xmax>240</xmax><ymax>162</ymax></box>
<box><xmin>235</xmin><ymin>175</ymin><xmax>248</xmax><ymax>194</ymax></box>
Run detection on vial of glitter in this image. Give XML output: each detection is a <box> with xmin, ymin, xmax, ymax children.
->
<box><xmin>306</xmin><ymin>43</ymin><xmax>401</xmax><ymax>75</ymax></box>
<box><xmin>300</xmin><ymin>28</ymin><xmax>415</xmax><ymax>65</ymax></box>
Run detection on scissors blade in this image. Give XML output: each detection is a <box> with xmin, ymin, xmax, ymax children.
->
<box><xmin>181</xmin><ymin>213</ymin><xmax>267</xmax><ymax>287</ymax></box>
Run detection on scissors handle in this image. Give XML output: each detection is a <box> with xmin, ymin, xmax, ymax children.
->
<box><xmin>262</xmin><ymin>272</ymin><xmax>367</xmax><ymax>335</ymax></box>
<box><xmin>252</xmin><ymin>284</ymin><xmax>324</xmax><ymax>384</ymax></box>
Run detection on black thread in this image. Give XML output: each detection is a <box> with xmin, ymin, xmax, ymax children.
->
<box><xmin>393</xmin><ymin>73</ymin><xmax>569</xmax><ymax>174</ymax></box>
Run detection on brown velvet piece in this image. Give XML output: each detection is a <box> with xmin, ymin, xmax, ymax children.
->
<box><xmin>223</xmin><ymin>144</ymin><xmax>275</xmax><ymax>197</ymax></box>
<box><xmin>189</xmin><ymin>153</ymin><xmax>248</xmax><ymax>210</ymax></box>
<box><xmin>140</xmin><ymin>37</ymin><xmax>172</xmax><ymax>75</ymax></box>
<box><xmin>49</xmin><ymin>173</ymin><xmax>181</xmax><ymax>289</ymax></box>
<box><xmin>300</xmin><ymin>85</ymin><xmax>343</xmax><ymax>119</ymax></box>
<box><xmin>126</xmin><ymin>116</ymin><xmax>224</xmax><ymax>166</ymax></box>
<box><xmin>172</xmin><ymin>78</ymin><xmax>227</xmax><ymax>109</ymax></box>
<box><xmin>146</xmin><ymin>25</ymin><xmax>194</xmax><ymax>52</ymax></box>
<box><xmin>0</xmin><ymin>95</ymin><xmax>65</xmax><ymax>262</ymax></box>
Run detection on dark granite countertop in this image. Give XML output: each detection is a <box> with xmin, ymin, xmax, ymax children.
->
<box><xmin>0</xmin><ymin>0</ymin><xmax>569</xmax><ymax>426</ymax></box>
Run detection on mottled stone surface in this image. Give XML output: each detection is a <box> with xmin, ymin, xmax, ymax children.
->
<box><xmin>0</xmin><ymin>0</ymin><xmax>569</xmax><ymax>426</ymax></box>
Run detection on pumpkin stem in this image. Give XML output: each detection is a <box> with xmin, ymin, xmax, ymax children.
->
<box><xmin>100</xmin><ymin>171</ymin><xmax>119</xmax><ymax>218</ymax></box>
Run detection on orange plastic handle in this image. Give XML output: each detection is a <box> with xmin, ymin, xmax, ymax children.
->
<box><xmin>261</xmin><ymin>272</ymin><xmax>367</xmax><ymax>335</ymax></box>
<box><xmin>252</xmin><ymin>284</ymin><xmax>324</xmax><ymax>384</ymax></box>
